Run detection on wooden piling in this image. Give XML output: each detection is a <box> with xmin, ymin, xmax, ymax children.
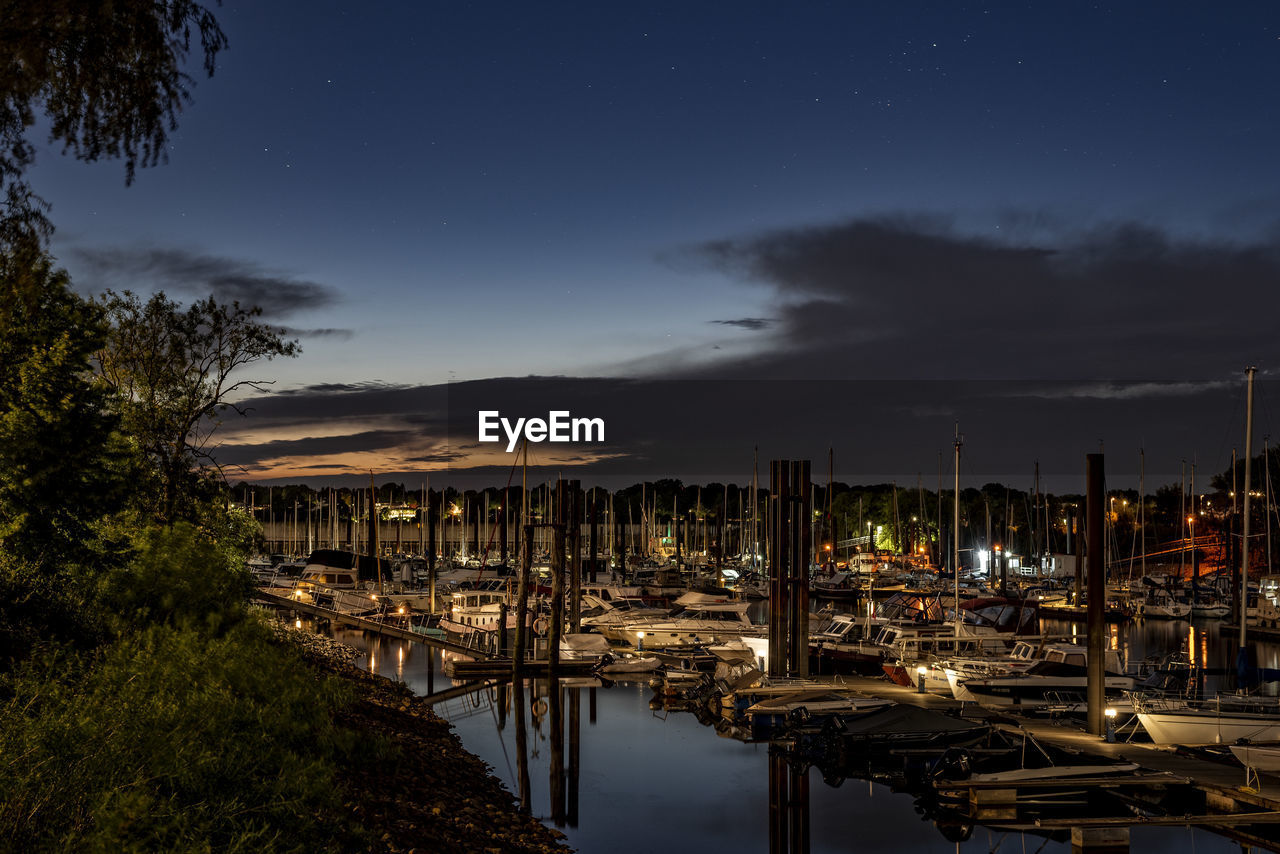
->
<box><xmin>1087</xmin><ymin>452</ymin><xmax>1106</xmax><ymax>736</ymax></box>
<box><xmin>769</xmin><ymin>459</ymin><xmax>811</xmax><ymax>678</ymax></box>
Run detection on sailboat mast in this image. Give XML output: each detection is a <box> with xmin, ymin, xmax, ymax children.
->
<box><xmin>369</xmin><ymin>471</ymin><xmax>382</xmax><ymax>596</ymax></box>
<box><xmin>752</xmin><ymin>446</ymin><xmax>759</xmax><ymax>569</ymax></box>
<box><xmin>953</xmin><ymin>423</ymin><xmax>962</xmax><ymax>630</ymax></box>
<box><xmin>1267</xmin><ymin>437</ymin><xmax>1274</xmax><ymax>576</ymax></box>
<box><xmin>1190</xmin><ymin>461</ymin><xmax>1197</xmax><ymax>580</ymax></box>
<box><xmin>1241</xmin><ymin>366</ymin><xmax>1257</xmax><ymax>649</ymax></box>
<box><xmin>1139</xmin><ymin>449</ymin><xmax>1145</xmax><ymax>579</ymax></box>
<box><xmin>937</xmin><ymin>452</ymin><xmax>943</xmax><ymax>568</ymax></box>
<box><xmin>1179</xmin><ymin>461</ymin><xmax>1186</xmax><ymax>579</ymax></box>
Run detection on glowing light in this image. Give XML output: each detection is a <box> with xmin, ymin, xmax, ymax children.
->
<box><xmin>1104</xmin><ymin>707</ymin><xmax>1117</xmax><ymax>718</ymax></box>
<box><xmin>294</xmin><ymin>618</ymin><xmax>302</xmax><ymax>629</ymax></box>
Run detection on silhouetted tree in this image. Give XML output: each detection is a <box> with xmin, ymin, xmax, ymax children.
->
<box><xmin>97</xmin><ymin>291</ymin><xmax>298</xmax><ymax>522</ymax></box>
<box><xmin>0</xmin><ymin>1</ymin><xmax>226</xmax><ymax>245</ymax></box>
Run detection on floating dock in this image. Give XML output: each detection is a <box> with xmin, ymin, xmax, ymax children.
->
<box><xmin>817</xmin><ymin>674</ymin><xmax>1280</xmax><ymax>850</ymax></box>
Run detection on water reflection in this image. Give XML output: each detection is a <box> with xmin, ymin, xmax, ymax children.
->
<box><xmin>320</xmin><ymin>621</ymin><xmax>1253</xmax><ymax>854</ymax></box>
<box><xmin>769</xmin><ymin>746</ymin><xmax>809</xmax><ymax>854</ymax></box>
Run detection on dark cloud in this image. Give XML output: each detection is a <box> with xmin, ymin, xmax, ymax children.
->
<box><xmin>281</xmin><ymin>327</ymin><xmax>355</xmax><ymax>340</ymax></box>
<box><xmin>232</xmin><ymin>382</ymin><xmax>446</xmax><ymax>427</ymax></box>
<box><xmin>219</xmin><ymin>373</ymin><xmax>1269</xmax><ymax>492</ymax></box>
<box><xmin>676</xmin><ymin>215</ymin><xmax>1280</xmax><ymax>382</ymax></box>
<box><xmin>407</xmin><ymin>452</ymin><xmax>466</xmax><ymax>464</ymax></box>
<box><xmin>70</xmin><ymin>246</ymin><xmax>340</xmax><ymax>318</ymax></box>
<box><xmin>710</xmin><ymin>317</ymin><xmax>773</xmax><ymax>330</ymax></box>
<box><xmin>216</xmin><ymin>430</ymin><xmax>418</xmax><ymax>466</ymax></box>
<box><xmin>214</xmin><ymin>213</ymin><xmax>1280</xmax><ymax>491</ymax></box>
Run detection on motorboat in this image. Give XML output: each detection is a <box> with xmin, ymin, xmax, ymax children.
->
<box><xmin>955</xmin><ymin>645</ymin><xmax>1134</xmax><ymax>709</ymax></box>
<box><xmin>811</xmin><ymin>571</ymin><xmax>863</xmax><ymax>601</ymax></box>
<box><xmin>578</xmin><ymin>593</ymin><xmax>670</xmax><ymax>629</ymax></box>
<box><xmin>598</xmin><ymin>600</ymin><xmax>763</xmax><ymax>650</ymax></box>
<box><xmin>942</xmin><ymin>639</ymin><xmax>1063</xmax><ymax>700</ymax></box>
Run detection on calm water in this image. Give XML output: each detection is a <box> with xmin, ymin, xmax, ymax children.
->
<box><xmin>317</xmin><ymin>616</ymin><xmax>1267</xmax><ymax>854</ymax></box>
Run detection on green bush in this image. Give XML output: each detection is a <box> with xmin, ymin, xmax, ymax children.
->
<box><xmin>0</xmin><ymin>620</ymin><xmax>381</xmax><ymax>852</ymax></box>
<box><xmin>96</xmin><ymin>522</ymin><xmax>254</xmax><ymax>636</ymax></box>
<box><xmin>0</xmin><ymin>555</ymin><xmax>102</xmax><ymax>666</ymax></box>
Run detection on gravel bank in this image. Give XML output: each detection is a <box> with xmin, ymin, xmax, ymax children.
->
<box><xmin>270</xmin><ymin>620</ymin><xmax>573</xmax><ymax>854</ymax></box>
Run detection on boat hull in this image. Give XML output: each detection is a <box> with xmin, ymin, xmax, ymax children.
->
<box><xmin>1137</xmin><ymin>711</ymin><xmax>1280</xmax><ymax>744</ymax></box>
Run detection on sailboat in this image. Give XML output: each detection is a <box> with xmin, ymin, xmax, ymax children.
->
<box><xmin>1133</xmin><ymin>367</ymin><xmax>1273</xmax><ymax>744</ymax></box>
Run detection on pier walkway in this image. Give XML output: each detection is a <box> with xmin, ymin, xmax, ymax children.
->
<box><xmin>253</xmin><ymin>589</ymin><xmax>500</xmax><ymax>660</ymax></box>
<box><xmin>829</xmin><ymin>674</ymin><xmax>1280</xmax><ymax>847</ymax></box>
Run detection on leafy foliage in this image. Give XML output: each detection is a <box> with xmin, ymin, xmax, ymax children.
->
<box><xmin>97</xmin><ymin>290</ymin><xmax>299</xmax><ymax>522</ymax></box>
<box><xmin>0</xmin><ymin>553</ymin><xmax>102</xmax><ymax>667</ymax></box>
<box><xmin>0</xmin><ymin>621</ymin><xmax>375</xmax><ymax>853</ymax></box>
<box><xmin>96</xmin><ymin>522</ymin><xmax>253</xmax><ymax>636</ymax></box>
<box><xmin>0</xmin><ymin>244</ymin><xmax>130</xmax><ymax>571</ymax></box>
<box><xmin>0</xmin><ymin>0</ymin><xmax>227</xmax><ymax>242</ymax></box>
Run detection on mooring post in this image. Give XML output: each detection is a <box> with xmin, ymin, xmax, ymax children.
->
<box><xmin>769</xmin><ymin>459</ymin><xmax>811</xmax><ymax>678</ymax></box>
<box><xmin>1087</xmin><ymin>452</ymin><xmax>1106</xmax><ymax>736</ymax></box>
<box><xmin>767</xmin><ymin>463</ymin><xmax>790</xmax><ymax>678</ymax></box>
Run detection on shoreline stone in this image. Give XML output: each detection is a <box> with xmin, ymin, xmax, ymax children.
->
<box><xmin>270</xmin><ymin>619</ymin><xmax>574</xmax><ymax>854</ymax></box>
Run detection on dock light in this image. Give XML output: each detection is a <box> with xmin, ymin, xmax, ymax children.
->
<box><xmin>397</xmin><ymin>605</ymin><xmax>405</xmax><ymax>615</ymax></box>
<box><xmin>637</xmin><ymin>631</ymin><xmax>645</xmax><ymax>651</ymax></box>
<box><xmin>916</xmin><ymin>665</ymin><xmax>928</xmax><ymax>694</ymax></box>
<box><xmin>295</xmin><ymin>618</ymin><xmax>302</xmax><ymax>629</ymax></box>
<box><xmin>1104</xmin><ymin>707</ymin><xmax>1117</xmax><ymax>743</ymax></box>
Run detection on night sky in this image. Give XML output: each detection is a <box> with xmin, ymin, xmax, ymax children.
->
<box><xmin>32</xmin><ymin>2</ymin><xmax>1280</xmax><ymax>491</ymax></box>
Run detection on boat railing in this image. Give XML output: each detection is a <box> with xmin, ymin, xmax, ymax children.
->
<box><xmin>1128</xmin><ymin>691</ymin><xmax>1280</xmax><ymax>716</ymax></box>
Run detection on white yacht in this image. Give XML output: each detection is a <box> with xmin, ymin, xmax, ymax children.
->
<box><xmin>956</xmin><ymin>644</ymin><xmax>1133</xmax><ymax>709</ymax></box>
<box><xmin>1131</xmin><ymin>693</ymin><xmax>1280</xmax><ymax>744</ymax></box>
<box><xmin>598</xmin><ymin>600</ymin><xmax>762</xmax><ymax>650</ymax></box>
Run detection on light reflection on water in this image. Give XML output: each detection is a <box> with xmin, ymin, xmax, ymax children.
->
<box><xmin>320</xmin><ymin>620</ymin><xmax>1252</xmax><ymax>854</ymax></box>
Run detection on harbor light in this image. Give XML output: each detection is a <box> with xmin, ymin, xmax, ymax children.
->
<box><xmin>916</xmin><ymin>665</ymin><xmax>928</xmax><ymax>694</ymax></box>
<box><xmin>294</xmin><ymin>618</ymin><xmax>302</xmax><ymax>629</ymax></box>
<box><xmin>637</xmin><ymin>631</ymin><xmax>645</xmax><ymax>651</ymax></box>
<box><xmin>1104</xmin><ymin>707</ymin><xmax>1117</xmax><ymax>742</ymax></box>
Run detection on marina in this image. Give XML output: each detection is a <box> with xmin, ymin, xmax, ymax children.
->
<box><xmin>240</xmin><ymin>374</ymin><xmax>1280</xmax><ymax>852</ymax></box>
<box><xmin>296</xmin><ymin>613</ymin><xmax>1280</xmax><ymax>854</ymax></box>
<box><xmin>242</xmin><ymin>420</ymin><xmax>1280</xmax><ymax>852</ymax></box>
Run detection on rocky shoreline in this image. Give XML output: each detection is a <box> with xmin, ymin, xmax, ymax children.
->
<box><xmin>270</xmin><ymin>622</ymin><xmax>574</xmax><ymax>854</ymax></box>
